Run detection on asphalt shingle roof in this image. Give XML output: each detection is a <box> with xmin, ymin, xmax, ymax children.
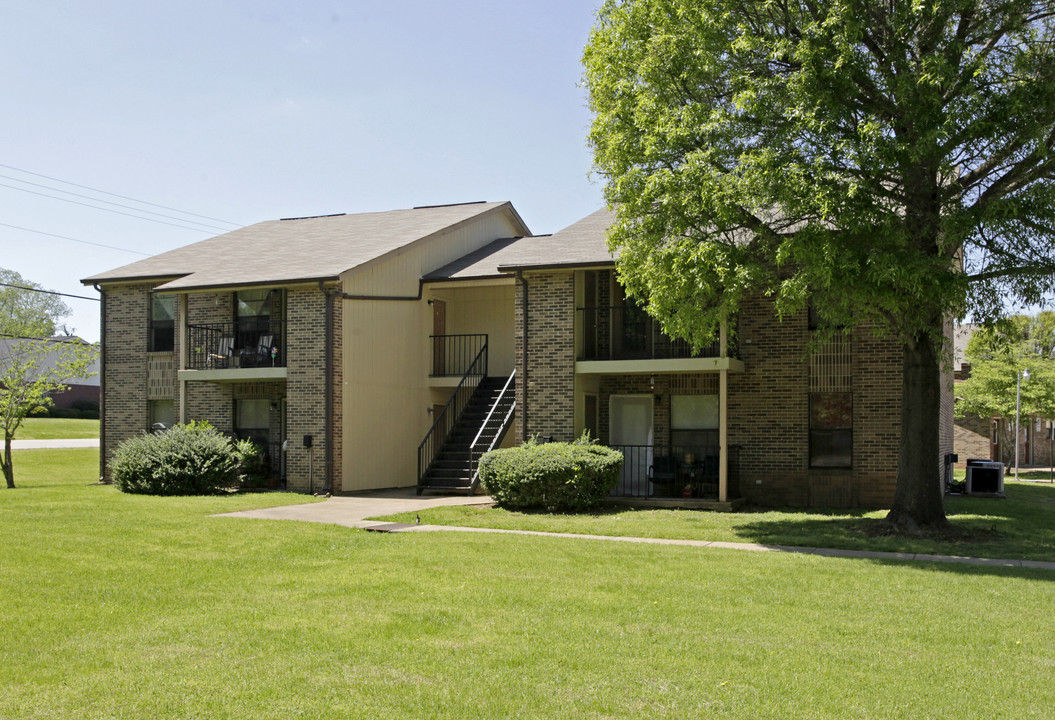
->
<box><xmin>423</xmin><ymin>208</ymin><xmax>617</xmax><ymax>281</ymax></box>
<box><xmin>81</xmin><ymin>202</ymin><xmax>526</xmax><ymax>290</ymax></box>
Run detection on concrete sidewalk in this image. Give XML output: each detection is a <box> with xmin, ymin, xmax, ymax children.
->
<box><xmin>11</xmin><ymin>438</ymin><xmax>99</xmax><ymax>449</ymax></box>
<box><xmin>216</xmin><ymin>487</ymin><xmax>495</xmax><ymax>529</ymax></box>
<box><xmin>215</xmin><ymin>488</ymin><xmax>1055</xmax><ymax>571</ymax></box>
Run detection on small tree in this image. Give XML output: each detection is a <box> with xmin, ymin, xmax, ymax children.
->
<box><xmin>0</xmin><ymin>338</ymin><xmax>97</xmax><ymax>488</ymax></box>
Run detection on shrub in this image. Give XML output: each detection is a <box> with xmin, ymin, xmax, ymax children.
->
<box><xmin>234</xmin><ymin>438</ymin><xmax>271</xmax><ymax>488</ymax></box>
<box><xmin>479</xmin><ymin>433</ymin><xmax>623</xmax><ymax>511</ymax></box>
<box><xmin>110</xmin><ymin>422</ymin><xmax>239</xmax><ymax>495</ymax></box>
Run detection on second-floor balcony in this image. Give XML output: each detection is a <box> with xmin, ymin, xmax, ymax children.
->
<box><xmin>578</xmin><ymin>306</ymin><xmax>732</xmax><ymax>362</ymax></box>
<box><xmin>186</xmin><ymin>321</ymin><xmax>286</xmax><ymax>371</ymax></box>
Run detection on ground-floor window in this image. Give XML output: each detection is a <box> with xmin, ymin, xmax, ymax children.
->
<box><xmin>234</xmin><ymin>398</ymin><xmax>270</xmax><ymax>447</ymax></box>
<box><xmin>149</xmin><ymin>399</ymin><xmax>174</xmax><ymax>431</ymax></box>
<box><xmin>809</xmin><ymin>392</ymin><xmax>852</xmax><ymax>468</ymax></box>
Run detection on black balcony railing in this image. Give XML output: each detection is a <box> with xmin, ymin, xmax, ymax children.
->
<box><xmin>578</xmin><ymin>306</ymin><xmax>733</xmax><ymax>361</ymax></box>
<box><xmin>609</xmin><ymin>445</ymin><xmax>740</xmax><ymax>499</ymax></box>
<box><xmin>187</xmin><ymin>321</ymin><xmax>286</xmax><ymax>370</ymax></box>
<box><xmin>430</xmin><ymin>334</ymin><xmax>488</xmax><ymax>377</ymax></box>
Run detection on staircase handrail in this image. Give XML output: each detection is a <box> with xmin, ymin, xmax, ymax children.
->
<box><xmin>468</xmin><ymin>369</ymin><xmax>517</xmax><ymax>488</ymax></box>
<box><xmin>417</xmin><ymin>342</ymin><xmax>488</xmax><ymax>488</ymax></box>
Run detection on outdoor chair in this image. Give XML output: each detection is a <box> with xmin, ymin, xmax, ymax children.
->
<box><xmin>239</xmin><ymin>334</ymin><xmax>274</xmax><ymax>367</ymax></box>
<box><xmin>207</xmin><ymin>336</ymin><xmax>234</xmax><ymax>368</ymax></box>
<box><xmin>648</xmin><ymin>455</ymin><xmax>677</xmax><ymax>496</ymax></box>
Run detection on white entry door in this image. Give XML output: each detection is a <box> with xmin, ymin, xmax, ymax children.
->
<box><xmin>610</xmin><ymin>395</ymin><xmax>654</xmax><ymax>495</ymax></box>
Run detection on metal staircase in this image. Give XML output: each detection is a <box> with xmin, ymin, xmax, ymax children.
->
<box><xmin>417</xmin><ymin>371</ymin><xmax>516</xmax><ymax>495</ymax></box>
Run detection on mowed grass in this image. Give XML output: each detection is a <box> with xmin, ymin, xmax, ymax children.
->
<box><xmin>16</xmin><ymin>417</ymin><xmax>100</xmax><ymax>439</ymax></box>
<box><xmin>383</xmin><ymin>483</ymin><xmax>1055</xmax><ymax>562</ymax></box>
<box><xmin>2</xmin><ymin>450</ymin><xmax>1054</xmax><ymax>719</ymax></box>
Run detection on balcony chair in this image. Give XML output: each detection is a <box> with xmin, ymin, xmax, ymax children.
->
<box><xmin>240</xmin><ymin>334</ymin><xmax>275</xmax><ymax>368</ymax></box>
<box><xmin>207</xmin><ymin>337</ymin><xmax>234</xmax><ymax>368</ymax></box>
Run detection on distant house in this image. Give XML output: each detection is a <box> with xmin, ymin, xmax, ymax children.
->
<box><xmin>0</xmin><ymin>336</ymin><xmax>100</xmax><ymax>411</ymax></box>
<box><xmin>84</xmin><ymin>203</ymin><xmax>953</xmax><ymax>507</ymax></box>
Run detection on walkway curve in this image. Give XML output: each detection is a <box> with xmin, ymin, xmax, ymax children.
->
<box><xmin>215</xmin><ymin>490</ymin><xmax>1055</xmax><ymax>572</ymax></box>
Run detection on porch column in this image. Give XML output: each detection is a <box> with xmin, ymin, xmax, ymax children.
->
<box><xmin>719</xmin><ymin>315</ymin><xmax>728</xmax><ymax>502</ymax></box>
<box><xmin>178</xmin><ymin>294</ymin><xmax>188</xmax><ymax>424</ymax></box>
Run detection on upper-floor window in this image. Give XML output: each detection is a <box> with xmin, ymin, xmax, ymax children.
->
<box><xmin>149</xmin><ymin>293</ymin><xmax>175</xmax><ymax>352</ymax></box>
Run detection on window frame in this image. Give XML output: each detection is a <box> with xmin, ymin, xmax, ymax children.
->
<box><xmin>809</xmin><ymin>391</ymin><xmax>853</xmax><ymax>469</ymax></box>
<box><xmin>149</xmin><ymin>292</ymin><xmax>175</xmax><ymax>353</ymax></box>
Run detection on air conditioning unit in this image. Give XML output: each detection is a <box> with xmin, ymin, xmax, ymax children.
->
<box><xmin>965</xmin><ymin>459</ymin><xmax>1004</xmax><ymax>495</ymax></box>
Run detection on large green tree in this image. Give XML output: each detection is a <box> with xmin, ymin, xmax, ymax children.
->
<box><xmin>584</xmin><ymin>0</ymin><xmax>1055</xmax><ymax>531</ymax></box>
<box><xmin>0</xmin><ymin>268</ymin><xmax>72</xmax><ymax>338</ymax></box>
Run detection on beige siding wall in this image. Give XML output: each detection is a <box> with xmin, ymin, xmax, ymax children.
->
<box><xmin>338</xmin><ymin>212</ymin><xmax>521</xmax><ymax>491</ymax></box>
<box><xmin>428</xmin><ymin>283</ymin><xmax>516</xmax><ymax>377</ymax></box>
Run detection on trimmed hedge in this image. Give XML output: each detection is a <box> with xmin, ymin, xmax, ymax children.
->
<box><xmin>479</xmin><ymin>436</ymin><xmax>623</xmax><ymax>511</ymax></box>
<box><xmin>110</xmin><ymin>422</ymin><xmax>240</xmax><ymax>495</ymax></box>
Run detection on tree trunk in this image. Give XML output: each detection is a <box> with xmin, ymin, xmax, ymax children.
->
<box><xmin>887</xmin><ymin>329</ymin><xmax>947</xmax><ymax>532</ymax></box>
<box><xmin>3</xmin><ymin>435</ymin><xmax>14</xmax><ymax>489</ymax></box>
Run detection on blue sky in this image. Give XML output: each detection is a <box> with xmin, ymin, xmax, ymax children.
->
<box><xmin>1</xmin><ymin>1</ymin><xmax>605</xmax><ymax>341</ymax></box>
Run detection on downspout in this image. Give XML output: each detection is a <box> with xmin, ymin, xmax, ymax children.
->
<box><xmin>517</xmin><ymin>271</ymin><xmax>528</xmax><ymax>443</ymax></box>
<box><xmin>93</xmin><ymin>284</ymin><xmax>107</xmax><ymax>483</ymax></box>
<box><xmin>320</xmin><ymin>282</ymin><xmax>335</xmax><ymax>493</ymax></box>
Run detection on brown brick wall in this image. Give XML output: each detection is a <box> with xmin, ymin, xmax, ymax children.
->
<box><xmin>518</xmin><ymin>273</ymin><xmax>921</xmax><ymax>508</ymax></box>
<box><xmin>515</xmin><ymin>272</ymin><xmax>576</xmax><ymax>442</ymax></box>
<box><xmin>100</xmin><ymin>283</ymin><xmax>151</xmax><ymax>477</ymax></box>
<box><xmin>954</xmin><ymin>412</ymin><xmax>992</xmax><ymax>467</ymax></box>
<box><xmin>284</xmin><ymin>287</ymin><xmax>330</xmax><ymax>493</ymax></box>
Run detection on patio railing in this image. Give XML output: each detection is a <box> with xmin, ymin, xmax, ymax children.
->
<box><xmin>577</xmin><ymin>306</ymin><xmax>733</xmax><ymax>361</ymax></box>
<box><xmin>609</xmin><ymin>445</ymin><xmax>740</xmax><ymax>499</ymax></box>
<box><xmin>187</xmin><ymin>321</ymin><xmax>286</xmax><ymax>370</ymax></box>
<box><xmin>430</xmin><ymin>334</ymin><xmax>488</xmax><ymax>377</ymax></box>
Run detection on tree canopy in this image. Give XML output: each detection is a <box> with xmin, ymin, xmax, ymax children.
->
<box><xmin>584</xmin><ymin>0</ymin><xmax>1055</xmax><ymax>529</ymax></box>
<box><xmin>0</xmin><ymin>268</ymin><xmax>72</xmax><ymax>338</ymax></box>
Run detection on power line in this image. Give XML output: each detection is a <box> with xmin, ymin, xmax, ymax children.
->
<box><xmin>0</xmin><ymin>222</ymin><xmax>151</xmax><ymax>256</ymax></box>
<box><xmin>0</xmin><ymin>332</ymin><xmax>96</xmax><ymax>343</ymax></box>
<box><xmin>0</xmin><ymin>172</ymin><xmax>233</xmax><ymax>232</ymax></box>
<box><xmin>0</xmin><ymin>162</ymin><xmax>240</xmax><ymax>227</ymax></box>
<box><xmin>0</xmin><ymin>180</ymin><xmax>228</xmax><ymax>234</ymax></box>
<box><xmin>0</xmin><ymin>282</ymin><xmax>100</xmax><ymax>302</ymax></box>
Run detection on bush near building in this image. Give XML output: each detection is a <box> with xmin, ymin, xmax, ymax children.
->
<box><xmin>480</xmin><ymin>434</ymin><xmax>622</xmax><ymax>511</ymax></box>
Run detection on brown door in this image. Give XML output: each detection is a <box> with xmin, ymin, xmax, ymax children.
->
<box><xmin>432</xmin><ymin>300</ymin><xmax>446</xmax><ymax>376</ymax></box>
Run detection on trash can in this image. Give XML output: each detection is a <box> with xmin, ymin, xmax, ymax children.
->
<box><xmin>965</xmin><ymin>459</ymin><xmax>1004</xmax><ymax>494</ymax></box>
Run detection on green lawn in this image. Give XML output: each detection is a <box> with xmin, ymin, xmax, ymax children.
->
<box><xmin>3</xmin><ymin>450</ymin><xmax>1054</xmax><ymax>719</ymax></box>
<box><xmin>16</xmin><ymin>417</ymin><xmax>100</xmax><ymax>439</ymax></box>
<box><xmin>381</xmin><ymin>482</ymin><xmax>1055</xmax><ymax>562</ymax></box>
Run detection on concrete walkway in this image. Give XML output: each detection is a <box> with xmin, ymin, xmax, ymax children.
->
<box><xmin>216</xmin><ymin>488</ymin><xmax>1055</xmax><ymax>572</ymax></box>
<box><xmin>11</xmin><ymin>438</ymin><xmax>99</xmax><ymax>449</ymax></box>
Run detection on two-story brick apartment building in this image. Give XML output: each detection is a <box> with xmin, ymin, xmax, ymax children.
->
<box><xmin>85</xmin><ymin>202</ymin><xmax>952</xmax><ymax>507</ymax></box>
<box><xmin>83</xmin><ymin>201</ymin><xmax>530</xmax><ymax>494</ymax></box>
